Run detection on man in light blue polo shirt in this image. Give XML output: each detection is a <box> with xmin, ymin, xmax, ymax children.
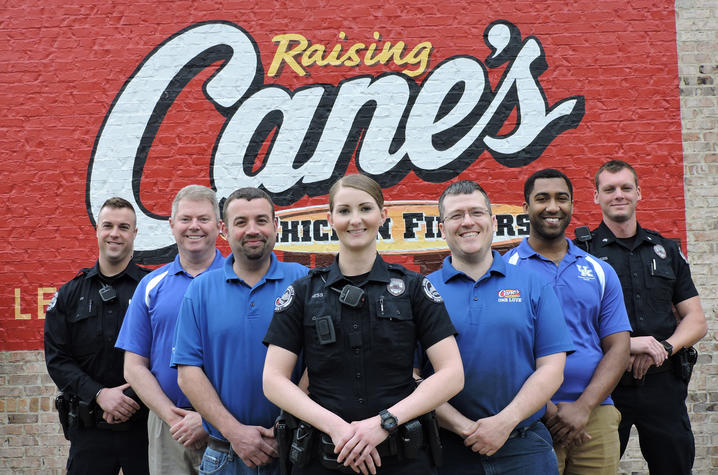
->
<box><xmin>171</xmin><ymin>188</ymin><xmax>307</xmax><ymax>475</ymax></box>
<box><xmin>426</xmin><ymin>180</ymin><xmax>573</xmax><ymax>475</ymax></box>
<box><xmin>116</xmin><ymin>185</ymin><xmax>225</xmax><ymax>474</ymax></box>
<box><xmin>504</xmin><ymin>168</ymin><xmax>631</xmax><ymax>475</ymax></box>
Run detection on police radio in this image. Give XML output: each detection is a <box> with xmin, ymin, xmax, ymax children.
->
<box><xmin>575</xmin><ymin>226</ymin><xmax>592</xmax><ymax>252</ymax></box>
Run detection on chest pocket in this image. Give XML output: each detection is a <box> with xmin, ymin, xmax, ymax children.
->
<box><xmin>374</xmin><ymin>296</ymin><xmax>415</xmax><ymax>368</ymax></box>
<box><xmin>303</xmin><ymin>300</ymin><xmax>343</xmax><ymax>373</ymax></box>
<box><xmin>68</xmin><ymin>297</ymin><xmax>101</xmax><ymax>356</ymax></box>
<box><xmin>646</xmin><ymin>257</ymin><xmax>676</xmax><ymax>302</ymax></box>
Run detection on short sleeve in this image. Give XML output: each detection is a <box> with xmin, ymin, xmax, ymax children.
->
<box><xmin>263</xmin><ymin>280</ymin><xmax>306</xmax><ymax>355</ymax></box>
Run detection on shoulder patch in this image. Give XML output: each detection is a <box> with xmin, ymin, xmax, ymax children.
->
<box><xmin>275</xmin><ymin>285</ymin><xmax>295</xmax><ymax>312</ymax></box>
<box><xmin>46</xmin><ymin>292</ymin><xmax>59</xmax><ymax>311</ymax></box>
<box><xmin>679</xmin><ymin>247</ymin><xmax>689</xmax><ymax>264</ymax></box>
<box><xmin>422</xmin><ymin>278</ymin><xmax>443</xmax><ymax>303</ymax></box>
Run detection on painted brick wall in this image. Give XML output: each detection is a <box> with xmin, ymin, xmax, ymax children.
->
<box><xmin>1</xmin><ymin>0</ymin><xmax>716</xmax><ymax>473</ymax></box>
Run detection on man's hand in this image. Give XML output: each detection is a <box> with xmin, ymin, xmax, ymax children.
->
<box><xmin>225</xmin><ymin>424</ymin><xmax>277</xmax><ymax>468</ymax></box>
<box><xmin>630</xmin><ymin>336</ymin><xmax>668</xmax><ymax>366</ymax></box>
<box><xmin>629</xmin><ymin>353</ymin><xmax>656</xmax><ymax>379</ymax></box>
<box><xmin>96</xmin><ymin>383</ymin><xmax>140</xmax><ymax>423</ymax></box>
<box><xmin>544</xmin><ymin>401</ymin><xmax>591</xmax><ymax>448</ymax></box>
<box><xmin>462</xmin><ymin>414</ymin><xmax>515</xmax><ymax>456</ymax></box>
<box><xmin>169</xmin><ymin>407</ymin><xmax>208</xmax><ymax>450</ymax></box>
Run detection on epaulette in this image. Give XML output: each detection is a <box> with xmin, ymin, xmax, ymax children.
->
<box><xmin>387</xmin><ymin>263</ymin><xmax>409</xmax><ymax>275</ymax></box>
<box><xmin>73</xmin><ymin>267</ymin><xmax>92</xmax><ymax>279</ymax></box>
<box><xmin>308</xmin><ymin>266</ymin><xmax>330</xmax><ymax>276</ymax></box>
<box><xmin>644</xmin><ymin>228</ymin><xmax>660</xmax><ymax>236</ymax></box>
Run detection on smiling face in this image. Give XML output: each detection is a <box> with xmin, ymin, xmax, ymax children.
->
<box><xmin>223</xmin><ymin>197</ymin><xmax>277</xmax><ymax>264</ymax></box>
<box><xmin>96</xmin><ymin>206</ymin><xmax>137</xmax><ymax>268</ymax></box>
<box><xmin>439</xmin><ymin>191</ymin><xmax>496</xmax><ymax>263</ymax></box>
<box><xmin>594</xmin><ymin>168</ymin><xmax>641</xmax><ymax>224</ymax></box>
<box><xmin>524</xmin><ymin>177</ymin><xmax>573</xmax><ymax>242</ymax></box>
<box><xmin>169</xmin><ymin>198</ymin><xmax>221</xmax><ymax>258</ymax></box>
<box><xmin>328</xmin><ymin>185</ymin><xmax>387</xmax><ymax>254</ymax></box>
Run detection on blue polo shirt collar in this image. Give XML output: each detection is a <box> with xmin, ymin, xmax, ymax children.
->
<box><xmin>440</xmin><ymin>250</ymin><xmax>506</xmax><ymax>283</ymax></box>
<box><xmin>168</xmin><ymin>249</ymin><xmax>224</xmax><ymax>277</ymax></box>
<box><xmin>516</xmin><ymin>237</ymin><xmax>584</xmax><ymax>265</ymax></box>
<box><xmin>223</xmin><ymin>252</ymin><xmax>283</xmax><ymax>283</ymax></box>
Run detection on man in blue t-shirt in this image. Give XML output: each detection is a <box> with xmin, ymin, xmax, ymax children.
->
<box><xmin>427</xmin><ymin>180</ymin><xmax>574</xmax><ymax>475</ymax></box>
<box><xmin>116</xmin><ymin>185</ymin><xmax>225</xmax><ymax>474</ymax></box>
<box><xmin>171</xmin><ymin>188</ymin><xmax>307</xmax><ymax>475</ymax></box>
<box><xmin>504</xmin><ymin>168</ymin><xmax>631</xmax><ymax>475</ymax></box>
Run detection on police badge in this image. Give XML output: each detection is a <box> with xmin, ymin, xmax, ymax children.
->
<box><xmin>387</xmin><ymin>278</ymin><xmax>406</xmax><ymax>296</ymax></box>
<box><xmin>653</xmin><ymin>244</ymin><xmax>667</xmax><ymax>259</ymax></box>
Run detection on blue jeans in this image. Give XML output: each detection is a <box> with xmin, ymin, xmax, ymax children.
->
<box><xmin>199</xmin><ymin>446</ymin><xmax>279</xmax><ymax>475</ymax></box>
<box><xmin>439</xmin><ymin>422</ymin><xmax>559</xmax><ymax>475</ymax></box>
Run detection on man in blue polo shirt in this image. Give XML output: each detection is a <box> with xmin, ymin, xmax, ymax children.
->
<box><xmin>171</xmin><ymin>187</ymin><xmax>307</xmax><ymax>475</ymax></box>
<box><xmin>116</xmin><ymin>185</ymin><xmax>225</xmax><ymax>474</ymax></box>
<box><xmin>504</xmin><ymin>168</ymin><xmax>631</xmax><ymax>475</ymax></box>
<box><xmin>427</xmin><ymin>180</ymin><xmax>573</xmax><ymax>475</ymax></box>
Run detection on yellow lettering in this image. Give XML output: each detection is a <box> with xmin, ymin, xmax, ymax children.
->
<box><xmin>38</xmin><ymin>287</ymin><xmax>56</xmax><ymax>319</ymax></box>
<box><xmin>339</xmin><ymin>43</ymin><xmax>364</xmax><ymax>66</ymax></box>
<box><xmin>14</xmin><ymin>288</ymin><xmax>30</xmax><ymax>320</ymax></box>
<box><xmin>269</xmin><ymin>34</ymin><xmax>309</xmax><ymax>77</ymax></box>
<box><xmin>302</xmin><ymin>44</ymin><xmax>328</xmax><ymax>67</ymax></box>
<box><xmin>400</xmin><ymin>42</ymin><xmax>432</xmax><ymax>78</ymax></box>
<box><xmin>375</xmin><ymin>41</ymin><xmax>406</xmax><ymax>66</ymax></box>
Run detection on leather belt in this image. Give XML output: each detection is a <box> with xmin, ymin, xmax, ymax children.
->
<box><xmin>508</xmin><ymin>420</ymin><xmax>540</xmax><ymax>439</ymax></box>
<box><xmin>208</xmin><ymin>436</ymin><xmax>231</xmax><ymax>453</ymax></box>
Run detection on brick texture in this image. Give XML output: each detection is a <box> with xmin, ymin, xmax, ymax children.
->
<box><xmin>1</xmin><ymin>0</ymin><xmax>716</xmax><ymax>473</ymax></box>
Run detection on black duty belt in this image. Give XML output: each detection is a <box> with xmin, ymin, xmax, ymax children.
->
<box><xmin>208</xmin><ymin>436</ymin><xmax>232</xmax><ymax>453</ymax></box>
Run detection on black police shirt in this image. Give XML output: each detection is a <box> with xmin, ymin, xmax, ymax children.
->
<box><xmin>584</xmin><ymin>221</ymin><xmax>698</xmax><ymax>341</ymax></box>
<box><xmin>44</xmin><ymin>261</ymin><xmax>149</xmax><ymax>403</ymax></box>
<box><xmin>264</xmin><ymin>254</ymin><xmax>456</xmax><ymax>423</ymax></box>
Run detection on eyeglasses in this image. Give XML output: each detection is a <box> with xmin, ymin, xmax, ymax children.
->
<box><xmin>443</xmin><ymin>209</ymin><xmax>491</xmax><ymax>223</ymax></box>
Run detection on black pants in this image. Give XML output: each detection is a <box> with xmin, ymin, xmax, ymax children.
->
<box><xmin>67</xmin><ymin>422</ymin><xmax>149</xmax><ymax>475</ymax></box>
<box><xmin>613</xmin><ymin>370</ymin><xmax>694</xmax><ymax>475</ymax></box>
<box><xmin>291</xmin><ymin>448</ymin><xmax>435</xmax><ymax>475</ymax></box>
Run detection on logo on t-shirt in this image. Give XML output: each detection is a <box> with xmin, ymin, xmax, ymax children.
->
<box><xmin>497</xmin><ymin>289</ymin><xmax>522</xmax><ymax>302</ymax></box>
<box><xmin>576</xmin><ymin>264</ymin><xmax>595</xmax><ymax>281</ymax></box>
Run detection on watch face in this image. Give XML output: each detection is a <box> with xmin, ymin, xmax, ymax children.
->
<box><xmin>381</xmin><ymin>411</ymin><xmax>398</xmax><ymax>431</ymax></box>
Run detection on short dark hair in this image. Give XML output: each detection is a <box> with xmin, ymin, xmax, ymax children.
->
<box><xmin>438</xmin><ymin>181</ymin><xmax>491</xmax><ymax>221</ymax></box>
<box><xmin>99</xmin><ymin>197</ymin><xmax>135</xmax><ymax>215</ymax></box>
<box><xmin>222</xmin><ymin>187</ymin><xmax>275</xmax><ymax>222</ymax></box>
<box><xmin>594</xmin><ymin>160</ymin><xmax>638</xmax><ymax>189</ymax></box>
<box><xmin>523</xmin><ymin>169</ymin><xmax>573</xmax><ymax>202</ymax></box>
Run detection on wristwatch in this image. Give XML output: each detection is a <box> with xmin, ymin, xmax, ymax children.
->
<box><xmin>379</xmin><ymin>409</ymin><xmax>399</xmax><ymax>433</ymax></box>
<box><xmin>661</xmin><ymin>340</ymin><xmax>674</xmax><ymax>357</ymax></box>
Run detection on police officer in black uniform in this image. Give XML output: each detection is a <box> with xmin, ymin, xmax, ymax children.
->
<box><xmin>579</xmin><ymin>161</ymin><xmax>707</xmax><ymax>475</ymax></box>
<box><xmin>44</xmin><ymin>197</ymin><xmax>151</xmax><ymax>475</ymax></box>
<box><xmin>263</xmin><ymin>174</ymin><xmax>464</xmax><ymax>475</ymax></box>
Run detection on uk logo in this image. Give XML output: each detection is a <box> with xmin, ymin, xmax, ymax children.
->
<box><xmin>577</xmin><ymin>264</ymin><xmax>595</xmax><ymax>281</ymax></box>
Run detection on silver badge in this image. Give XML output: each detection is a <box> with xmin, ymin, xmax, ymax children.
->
<box><xmin>387</xmin><ymin>278</ymin><xmax>406</xmax><ymax>296</ymax></box>
<box><xmin>422</xmin><ymin>278</ymin><xmax>443</xmax><ymax>303</ymax></box>
<box><xmin>274</xmin><ymin>285</ymin><xmax>295</xmax><ymax>312</ymax></box>
<box><xmin>653</xmin><ymin>244</ymin><xmax>667</xmax><ymax>259</ymax></box>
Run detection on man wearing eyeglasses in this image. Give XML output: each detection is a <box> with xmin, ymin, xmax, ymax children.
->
<box><xmin>424</xmin><ymin>180</ymin><xmax>574</xmax><ymax>474</ymax></box>
<box><xmin>45</xmin><ymin>197</ymin><xmax>151</xmax><ymax>475</ymax></box>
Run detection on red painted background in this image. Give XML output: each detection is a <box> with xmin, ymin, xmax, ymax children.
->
<box><xmin>0</xmin><ymin>0</ymin><xmax>685</xmax><ymax>350</ymax></box>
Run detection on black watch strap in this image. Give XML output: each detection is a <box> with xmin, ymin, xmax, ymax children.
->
<box><xmin>379</xmin><ymin>409</ymin><xmax>398</xmax><ymax>433</ymax></box>
<box><xmin>661</xmin><ymin>340</ymin><xmax>673</xmax><ymax>357</ymax></box>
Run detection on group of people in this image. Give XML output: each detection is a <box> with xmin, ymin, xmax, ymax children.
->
<box><xmin>44</xmin><ymin>160</ymin><xmax>706</xmax><ymax>475</ymax></box>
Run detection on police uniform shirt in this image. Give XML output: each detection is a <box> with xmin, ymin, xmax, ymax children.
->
<box><xmin>586</xmin><ymin>221</ymin><xmax>698</xmax><ymax>340</ymax></box>
<box><xmin>44</xmin><ymin>261</ymin><xmax>150</xmax><ymax>403</ymax></box>
<box><xmin>264</xmin><ymin>254</ymin><xmax>456</xmax><ymax>423</ymax></box>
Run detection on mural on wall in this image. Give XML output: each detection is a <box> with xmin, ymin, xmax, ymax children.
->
<box><xmin>1</xmin><ymin>1</ymin><xmax>685</xmax><ymax>349</ymax></box>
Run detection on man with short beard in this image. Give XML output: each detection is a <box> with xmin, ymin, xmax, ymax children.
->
<box><xmin>583</xmin><ymin>160</ymin><xmax>707</xmax><ymax>475</ymax></box>
<box><xmin>504</xmin><ymin>169</ymin><xmax>631</xmax><ymax>475</ymax></box>
<box><xmin>171</xmin><ymin>188</ymin><xmax>307</xmax><ymax>475</ymax></box>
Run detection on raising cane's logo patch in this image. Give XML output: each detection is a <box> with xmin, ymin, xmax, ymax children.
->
<box><xmin>497</xmin><ymin>289</ymin><xmax>522</xmax><ymax>303</ymax></box>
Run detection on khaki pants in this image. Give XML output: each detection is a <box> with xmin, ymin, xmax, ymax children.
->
<box><xmin>555</xmin><ymin>404</ymin><xmax>621</xmax><ymax>475</ymax></box>
<box><xmin>148</xmin><ymin>410</ymin><xmax>205</xmax><ymax>475</ymax></box>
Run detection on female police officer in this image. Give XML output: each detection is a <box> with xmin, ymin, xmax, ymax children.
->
<box><xmin>263</xmin><ymin>174</ymin><xmax>464</xmax><ymax>475</ymax></box>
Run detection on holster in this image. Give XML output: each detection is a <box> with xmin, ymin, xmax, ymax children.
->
<box><xmin>54</xmin><ymin>393</ymin><xmax>71</xmax><ymax>440</ymax></box>
<box><xmin>318</xmin><ymin>433</ymin><xmax>355</xmax><ymax>473</ymax></box>
<box><xmin>420</xmin><ymin>411</ymin><xmax>443</xmax><ymax>466</ymax></box>
<box><xmin>275</xmin><ymin>410</ymin><xmax>299</xmax><ymax>475</ymax></box>
<box><xmin>675</xmin><ymin>347</ymin><xmax>698</xmax><ymax>384</ymax></box>
<box><xmin>289</xmin><ymin>420</ymin><xmax>315</xmax><ymax>467</ymax></box>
